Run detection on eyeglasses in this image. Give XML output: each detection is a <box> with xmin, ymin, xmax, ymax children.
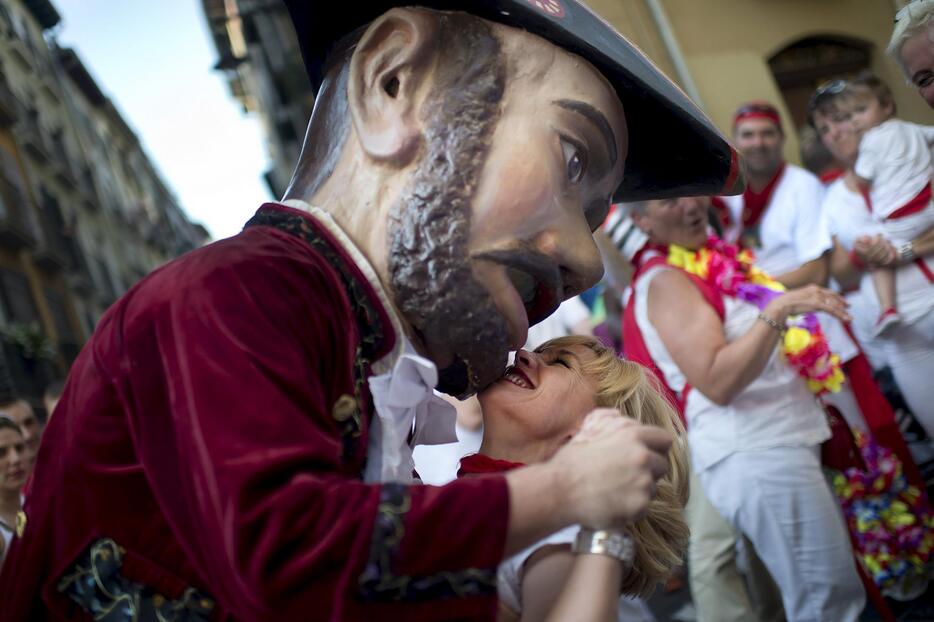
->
<box><xmin>808</xmin><ymin>79</ymin><xmax>848</xmax><ymax>111</ymax></box>
<box><xmin>814</xmin><ymin>80</ymin><xmax>847</xmax><ymax>97</ymax></box>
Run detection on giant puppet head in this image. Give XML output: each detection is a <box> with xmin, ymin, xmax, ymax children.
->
<box><xmin>283</xmin><ymin>0</ymin><xmax>742</xmax><ymax>398</ymax></box>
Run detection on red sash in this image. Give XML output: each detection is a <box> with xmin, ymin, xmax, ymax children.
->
<box><xmin>622</xmin><ymin>253</ymin><xmax>725</xmax><ymax>424</ymax></box>
<box><xmin>858</xmin><ymin>184</ymin><xmax>934</xmax><ymax>283</ymax></box>
<box><xmin>888</xmin><ymin>182</ymin><xmax>932</xmax><ymax>220</ymax></box>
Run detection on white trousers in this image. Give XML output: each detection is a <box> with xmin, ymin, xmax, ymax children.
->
<box><xmin>883</xmin><ymin>310</ymin><xmax>934</xmax><ymax>440</ymax></box>
<box><xmin>686</xmin><ymin>470</ymin><xmax>784</xmax><ymax>622</ymax></box>
<box><xmin>699</xmin><ymin>446</ymin><xmax>865</xmax><ymax>622</ymax></box>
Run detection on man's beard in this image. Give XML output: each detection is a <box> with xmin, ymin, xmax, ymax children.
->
<box><xmin>387</xmin><ymin>13</ymin><xmax>509</xmax><ymax>398</ymax></box>
<box><xmin>744</xmin><ymin>149</ymin><xmax>782</xmax><ymax>178</ymax></box>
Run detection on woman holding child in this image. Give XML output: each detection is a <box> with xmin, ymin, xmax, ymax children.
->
<box><xmin>621</xmin><ymin>195</ymin><xmax>865</xmax><ymax>621</ymax></box>
<box><xmin>811</xmin><ymin>74</ymin><xmax>934</xmax><ymax>440</ymax></box>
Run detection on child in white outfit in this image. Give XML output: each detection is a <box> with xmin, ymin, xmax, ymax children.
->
<box><xmin>844</xmin><ymin>77</ymin><xmax>934</xmax><ymax>336</ymax></box>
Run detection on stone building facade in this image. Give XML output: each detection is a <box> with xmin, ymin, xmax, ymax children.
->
<box><xmin>0</xmin><ymin>0</ymin><xmax>208</xmax><ymax>405</ymax></box>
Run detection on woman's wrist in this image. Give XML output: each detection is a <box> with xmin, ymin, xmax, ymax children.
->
<box><xmin>572</xmin><ymin>528</ymin><xmax>634</xmax><ymax>565</ymax></box>
<box><xmin>759</xmin><ymin>304</ymin><xmax>787</xmax><ymax>328</ymax></box>
<box><xmin>757</xmin><ymin>312</ymin><xmax>786</xmax><ymax>335</ymax></box>
<box><xmin>898</xmin><ymin>241</ymin><xmax>916</xmax><ymax>265</ymax></box>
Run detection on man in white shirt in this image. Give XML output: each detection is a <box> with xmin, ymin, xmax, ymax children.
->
<box><xmin>718</xmin><ymin>101</ymin><xmax>867</xmax><ymax>427</ymax></box>
<box><xmin>718</xmin><ymin>101</ymin><xmax>831</xmax><ymax>288</ymax></box>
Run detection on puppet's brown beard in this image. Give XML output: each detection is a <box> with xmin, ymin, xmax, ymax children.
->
<box><xmin>387</xmin><ymin>12</ymin><xmax>509</xmax><ymax>398</ymax></box>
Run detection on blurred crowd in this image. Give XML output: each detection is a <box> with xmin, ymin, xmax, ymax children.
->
<box><xmin>2</xmin><ymin>2</ymin><xmax>934</xmax><ymax>621</ymax></box>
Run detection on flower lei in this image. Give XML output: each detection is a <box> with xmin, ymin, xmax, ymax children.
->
<box><xmin>666</xmin><ymin>236</ymin><xmax>844</xmax><ymax>394</ymax></box>
<box><xmin>832</xmin><ymin>432</ymin><xmax>934</xmax><ymax>593</ymax></box>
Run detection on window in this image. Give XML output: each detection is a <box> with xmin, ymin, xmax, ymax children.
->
<box><xmin>0</xmin><ymin>267</ymin><xmax>39</xmax><ymax>324</ymax></box>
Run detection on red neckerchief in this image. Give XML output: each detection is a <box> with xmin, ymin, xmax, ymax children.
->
<box><xmin>457</xmin><ymin>453</ymin><xmax>525</xmax><ymax>477</ymax></box>
<box><xmin>742</xmin><ymin>162</ymin><xmax>786</xmax><ymax>229</ymax></box>
<box><xmin>709</xmin><ymin>197</ymin><xmax>732</xmax><ymax>231</ymax></box>
<box><xmin>819</xmin><ymin>169</ymin><xmax>845</xmax><ymax>185</ymax></box>
<box><xmin>629</xmin><ymin>243</ymin><xmax>669</xmax><ymax>270</ymax></box>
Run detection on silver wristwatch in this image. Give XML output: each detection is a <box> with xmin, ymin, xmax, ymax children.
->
<box><xmin>572</xmin><ymin>528</ymin><xmax>635</xmax><ymax>564</ymax></box>
<box><xmin>899</xmin><ymin>241</ymin><xmax>916</xmax><ymax>263</ymax></box>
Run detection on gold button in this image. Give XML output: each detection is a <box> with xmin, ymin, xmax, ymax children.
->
<box><xmin>201</xmin><ymin>598</ymin><xmax>214</xmax><ymax>610</ymax></box>
<box><xmin>153</xmin><ymin>594</ymin><xmax>166</xmax><ymax>607</ymax></box>
<box><xmin>332</xmin><ymin>394</ymin><xmax>357</xmax><ymax>422</ymax></box>
<box><xmin>14</xmin><ymin>510</ymin><xmax>26</xmax><ymax>537</ymax></box>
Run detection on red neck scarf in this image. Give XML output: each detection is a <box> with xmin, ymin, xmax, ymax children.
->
<box><xmin>742</xmin><ymin>162</ymin><xmax>786</xmax><ymax>229</ymax></box>
<box><xmin>457</xmin><ymin>453</ymin><xmax>525</xmax><ymax>477</ymax></box>
<box><xmin>819</xmin><ymin>169</ymin><xmax>845</xmax><ymax>185</ymax></box>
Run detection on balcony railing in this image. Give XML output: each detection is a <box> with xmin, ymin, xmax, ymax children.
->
<box><xmin>76</xmin><ymin>167</ymin><xmax>99</xmax><ymax>211</ymax></box>
<box><xmin>0</xmin><ymin>174</ymin><xmax>38</xmax><ymax>249</ymax></box>
<box><xmin>0</xmin><ymin>74</ymin><xmax>19</xmax><ymax>127</ymax></box>
<box><xmin>15</xmin><ymin>108</ymin><xmax>51</xmax><ymax>165</ymax></box>
<box><xmin>49</xmin><ymin>135</ymin><xmax>78</xmax><ymax>191</ymax></box>
<box><xmin>6</xmin><ymin>38</ymin><xmax>33</xmax><ymax>72</ymax></box>
<box><xmin>34</xmin><ymin>200</ymin><xmax>71</xmax><ymax>273</ymax></box>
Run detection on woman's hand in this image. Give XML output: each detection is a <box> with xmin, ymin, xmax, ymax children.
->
<box><xmin>854</xmin><ymin>234</ymin><xmax>898</xmax><ymax>268</ymax></box>
<box><xmin>762</xmin><ymin>285</ymin><xmax>851</xmax><ymax>325</ymax></box>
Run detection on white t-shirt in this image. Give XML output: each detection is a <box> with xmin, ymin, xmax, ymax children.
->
<box><xmin>633</xmin><ymin>263</ymin><xmax>830</xmax><ymax>472</ymax></box>
<box><xmin>719</xmin><ymin>164</ymin><xmax>830</xmax><ymax>277</ymax></box>
<box><xmin>720</xmin><ymin>164</ymin><xmax>857</xmax><ymax>362</ymax></box>
<box><xmin>855</xmin><ymin>118</ymin><xmax>933</xmax><ymax>219</ymax></box>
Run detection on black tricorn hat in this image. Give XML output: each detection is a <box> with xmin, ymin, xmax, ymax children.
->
<box><xmin>283</xmin><ymin>0</ymin><xmax>744</xmax><ymax>201</ymax></box>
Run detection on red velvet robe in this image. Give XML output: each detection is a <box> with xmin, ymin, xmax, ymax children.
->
<box><xmin>0</xmin><ymin>203</ymin><xmax>508</xmax><ymax>621</ymax></box>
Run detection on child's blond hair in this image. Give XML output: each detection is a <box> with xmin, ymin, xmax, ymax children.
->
<box><xmin>841</xmin><ymin>72</ymin><xmax>897</xmax><ymax>116</ymax></box>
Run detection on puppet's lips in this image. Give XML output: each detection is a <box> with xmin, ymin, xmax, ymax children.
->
<box><xmin>471</xmin><ymin>250</ymin><xmax>561</xmax><ymax>350</ymax></box>
<box><xmin>483</xmin><ymin>252</ymin><xmax>561</xmax><ymax>332</ymax></box>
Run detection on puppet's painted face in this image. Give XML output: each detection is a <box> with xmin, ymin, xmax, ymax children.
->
<box><xmin>388</xmin><ymin>19</ymin><xmax>627</xmax><ymax>397</ymax></box>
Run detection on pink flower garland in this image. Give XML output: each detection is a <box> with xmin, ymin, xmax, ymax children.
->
<box><xmin>667</xmin><ymin>237</ymin><xmax>844</xmax><ymax>394</ymax></box>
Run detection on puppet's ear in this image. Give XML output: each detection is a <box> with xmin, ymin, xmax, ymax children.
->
<box><xmin>347</xmin><ymin>8</ymin><xmax>437</xmax><ymax>165</ymax></box>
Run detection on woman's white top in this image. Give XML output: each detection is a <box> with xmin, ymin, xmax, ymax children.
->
<box><xmin>498</xmin><ymin>525</ymin><xmax>655</xmax><ymax>621</ymax></box>
<box><xmin>633</xmin><ymin>264</ymin><xmax>830</xmax><ymax>472</ymax></box>
<box><xmin>498</xmin><ymin>525</ymin><xmax>578</xmax><ymax>613</ymax></box>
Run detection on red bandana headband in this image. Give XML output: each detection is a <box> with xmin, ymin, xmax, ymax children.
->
<box><xmin>733</xmin><ymin>101</ymin><xmax>782</xmax><ymax>132</ymax></box>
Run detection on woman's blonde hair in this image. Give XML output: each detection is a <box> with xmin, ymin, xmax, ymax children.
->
<box><xmin>535</xmin><ymin>335</ymin><xmax>690</xmax><ymax>598</ymax></box>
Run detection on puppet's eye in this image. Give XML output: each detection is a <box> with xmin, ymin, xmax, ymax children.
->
<box><xmin>561</xmin><ymin>138</ymin><xmax>588</xmax><ymax>184</ymax></box>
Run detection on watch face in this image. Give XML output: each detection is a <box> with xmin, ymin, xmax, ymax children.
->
<box><xmin>899</xmin><ymin>243</ymin><xmax>915</xmax><ymax>261</ymax></box>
